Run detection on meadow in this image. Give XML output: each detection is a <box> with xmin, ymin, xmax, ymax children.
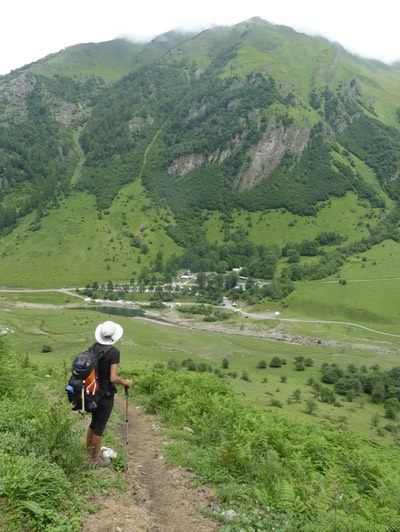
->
<box><xmin>2</xmin><ymin>286</ymin><xmax>399</xmax><ymax>447</ymax></box>
<box><xmin>203</xmin><ymin>193</ymin><xmax>376</xmax><ymax>247</ymax></box>
<box><xmin>0</xmin><ymin>183</ymin><xmax>180</xmax><ymax>288</ymax></box>
<box><xmin>0</xmin><ymin>184</ymin><xmax>391</xmax><ymax>292</ymax></box>
<box><xmin>284</xmin><ymin>238</ymin><xmax>400</xmax><ymax>336</ymax></box>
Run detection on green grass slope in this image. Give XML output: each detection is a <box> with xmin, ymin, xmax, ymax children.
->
<box><xmin>0</xmin><ymin>181</ymin><xmax>181</xmax><ymax>288</ymax></box>
<box><xmin>284</xmin><ymin>239</ymin><xmax>400</xmax><ymax>333</ymax></box>
<box><xmin>26</xmin><ymin>39</ymin><xmax>144</xmax><ymax>82</ymax></box>
<box><xmin>204</xmin><ymin>193</ymin><xmax>380</xmax><ymax>247</ymax></box>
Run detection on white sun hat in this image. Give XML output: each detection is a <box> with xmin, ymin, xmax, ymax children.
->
<box><xmin>95</xmin><ymin>320</ymin><xmax>124</xmax><ymax>345</ymax></box>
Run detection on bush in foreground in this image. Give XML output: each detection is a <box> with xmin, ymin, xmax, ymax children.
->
<box><xmin>0</xmin><ymin>339</ymin><xmax>84</xmax><ymax>530</ymax></box>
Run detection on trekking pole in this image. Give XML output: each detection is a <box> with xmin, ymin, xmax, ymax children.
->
<box><xmin>124</xmin><ymin>386</ymin><xmax>129</xmax><ymax>471</ymax></box>
<box><xmin>81</xmin><ymin>380</ymin><xmax>86</xmax><ymax>414</ymax></box>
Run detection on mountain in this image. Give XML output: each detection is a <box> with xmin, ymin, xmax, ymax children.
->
<box><xmin>0</xmin><ymin>17</ymin><xmax>399</xmax><ymax>289</ymax></box>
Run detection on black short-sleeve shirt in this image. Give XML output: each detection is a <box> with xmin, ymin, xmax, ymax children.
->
<box><xmin>93</xmin><ymin>342</ymin><xmax>120</xmax><ymax>392</ymax></box>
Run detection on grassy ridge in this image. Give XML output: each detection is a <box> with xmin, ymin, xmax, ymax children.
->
<box><xmin>28</xmin><ymin>39</ymin><xmax>144</xmax><ymax>81</ymax></box>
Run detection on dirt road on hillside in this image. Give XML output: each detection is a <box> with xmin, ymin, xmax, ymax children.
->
<box><xmin>83</xmin><ymin>396</ymin><xmax>219</xmax><ymax>532</ymax></box>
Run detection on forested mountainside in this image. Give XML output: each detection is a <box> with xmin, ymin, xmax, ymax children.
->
<box><xmin>1</xmin><ymin>17</ymin><xmax>400</xmax><ymax>287</ymax></box>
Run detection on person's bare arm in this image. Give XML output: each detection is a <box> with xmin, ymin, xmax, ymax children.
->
<box><xmin>110</xmin><ymin>363</ymin><xmax>132</xmax><ymax>388</ymax></box>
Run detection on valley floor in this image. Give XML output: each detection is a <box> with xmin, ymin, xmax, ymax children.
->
<box><xmin>3</xmin><ymin>287</ymin><xmax>400</xmax><ymax>356</ymax></box>
<box><xmin>142</xmin><ymin>308</ymin><xmax>399</xmax><ymax>356</ymax></box>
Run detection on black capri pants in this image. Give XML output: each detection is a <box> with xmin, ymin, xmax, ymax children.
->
<box><xmin>89</xmin><ymin>394</ymin><xmax>114</xmax><ymax>436</ymax></box>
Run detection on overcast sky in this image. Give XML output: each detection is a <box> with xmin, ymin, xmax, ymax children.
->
<box><xmin>1</xmin><ymin>0</ymin><xmax>399</xmax><ymax>76</ymax></box>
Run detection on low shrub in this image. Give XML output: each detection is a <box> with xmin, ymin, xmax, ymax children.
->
<box><xmin>0</xmin><ymin>339</ymin><xmax>85</xmax><ymax>530</ymax></box>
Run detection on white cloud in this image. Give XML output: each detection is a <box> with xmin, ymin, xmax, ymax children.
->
<box><xmin>1</xmin><ymin>0</ymin><xmax>399</xmax><ymax>76</ymax></box>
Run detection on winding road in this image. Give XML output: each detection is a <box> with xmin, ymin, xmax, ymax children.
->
<box><xmin>1</xmin><ymin>287</ymin><xmax>400</xmax><ymax>341</ymax></box>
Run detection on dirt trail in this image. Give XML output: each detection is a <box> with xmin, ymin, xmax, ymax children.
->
<box><xmin>83</xmin><ymin>396</ymin><xmax>219</xmax><ymax>532</ymax></box>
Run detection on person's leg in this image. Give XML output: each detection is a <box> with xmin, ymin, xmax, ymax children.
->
<box><xmin>87</xmin><ymin>409</ymin><xmax>99</xmax><ymax>457</ymax></box>
<box><xmin>89</xmin><ymin>395</ymin><xmax>114</xmax><ymax>467</ymax></box>
<box><xmin>91</xmin><ymin>433</ymin><xmax>103</xmax><ymax>457</ymax></box>
<box><xmin>86</xmin><ymin>426</ymin><xmax>95</xmax><ymax>458</ymax></box>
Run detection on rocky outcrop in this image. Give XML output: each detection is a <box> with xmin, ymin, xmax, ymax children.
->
<box><xmin>0</xmin><ymin>73</ymin><xmax>36</xmax><ymax>124</ymax></box>
<box><xmin>167</xmin><ymin>117</ymin><xmax>312</xmax><ymax>187</ymax></box>
<box><xmin>168</xmin><ymin>133</ymin><xmax>244</xmax><ymax>177</ymax></box>
<box><xmin>234</xmin><ymin>119</ymin><xmax>311</xmax><ymax>190</ymax></box>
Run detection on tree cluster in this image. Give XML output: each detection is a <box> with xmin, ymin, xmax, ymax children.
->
<box><xmin>320</xmin><ymin>362</ymin><xmax>400</xmax><ymax>418</ymax></box>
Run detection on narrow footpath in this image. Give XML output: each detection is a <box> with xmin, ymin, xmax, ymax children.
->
<box><xmin>83</xmin><ymin>396</ymin><xmax>219</xmax><ymax>531</ymax></box>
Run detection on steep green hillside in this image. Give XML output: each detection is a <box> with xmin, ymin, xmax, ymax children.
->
<box><xmin>1</xmin><ymin>17</ymin><xmax>400</xmax><ymax>294</ymax></box>
<box><xmin>76</xmin><ymin>18</ymin><xmax>400</xmax><ymax>212</ymax></box>
<box><xmin>0</xmin><ymin>32</ymin><xmax>188</xmax><ymax>232</ymax></box>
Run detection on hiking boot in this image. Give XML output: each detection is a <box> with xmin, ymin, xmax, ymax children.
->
<box><xmin>91</xmin><ymin>454</ymin><xmax>111</xmax><ymax>468</ymax></box>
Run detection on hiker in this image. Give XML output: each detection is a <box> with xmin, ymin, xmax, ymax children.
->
<box><xmin>86</xmin><ymin>320</ymin><xmax>132</xmax><ymax>467</ymax></box>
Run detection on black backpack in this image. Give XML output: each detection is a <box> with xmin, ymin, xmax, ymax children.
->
<box><xmin>66</xmin><ymin>344</ymin><xmax>112</xmax><ymax>412</ymax></box>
